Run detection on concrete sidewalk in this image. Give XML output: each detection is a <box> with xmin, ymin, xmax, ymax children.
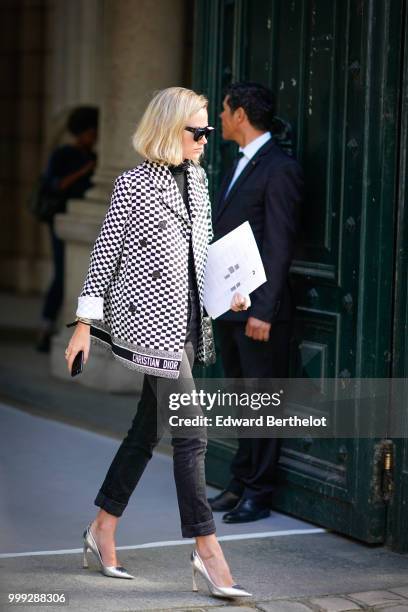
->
<box><xmin>1</xmin><ymin>531</ymin><xmax>408</xmax><ymax>611</ymax></box>
<box><xmin>0</xmin><ymin>401</ymin><xmax>318</xmax><ymax>554</ymax></box>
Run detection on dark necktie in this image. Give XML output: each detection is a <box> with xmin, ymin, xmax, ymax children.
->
<box><xmin>224</xmin><ymin>151</ymin><xmax>245</xmax><ymax>200</ymax></box>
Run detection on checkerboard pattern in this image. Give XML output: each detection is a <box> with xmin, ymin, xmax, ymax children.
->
<box><xmin>76</xmin><ymin>160</ymin><xmax>215</xmax><ymax>378</ymax></box>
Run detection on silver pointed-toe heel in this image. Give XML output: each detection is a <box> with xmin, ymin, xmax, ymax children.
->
<box><xmin>190</xmin><ymin>549</ymin><xmax>252</xmax><ymax>598</ymax></box>
<box><xmin>82</xmin><ymin>523</ymin><xmax>134</xmax><ymax>579</ymax></box>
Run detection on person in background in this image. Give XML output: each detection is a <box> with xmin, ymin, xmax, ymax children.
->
<box><xmin>209</xmin><ymin>82</ymin><xmax>303</xmax><ymax>523</ymax></box>
<box><xmin>36</xmin><ymin>106</ymin><xmax>98</xmax><ymax>352</ymax></box>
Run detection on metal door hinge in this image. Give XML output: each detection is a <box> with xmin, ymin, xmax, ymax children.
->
<box><xmin>372</xmin><ymin>439</ymin><xmax>394</xmax><ymax>503</ymax></box>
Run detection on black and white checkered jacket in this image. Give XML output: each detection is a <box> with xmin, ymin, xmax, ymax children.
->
<box><xmin>75</xmin><ymin>159</ymin><xmax>215</xmax><ymax>379</ymax></box>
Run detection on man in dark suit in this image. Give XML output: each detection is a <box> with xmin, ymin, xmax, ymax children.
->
<box><xmin>208</xmin><ymin>82</ymin><xmax>303</xmax><ymax>523</ymax></box>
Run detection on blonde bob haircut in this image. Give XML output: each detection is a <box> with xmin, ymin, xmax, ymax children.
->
<box><xmin>132</xmin><ymin>87</ymin><xmax>208</xmax><ymax>166</ymax></box>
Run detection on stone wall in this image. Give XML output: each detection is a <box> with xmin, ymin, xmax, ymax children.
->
<box><xmin>0</xmin><ymin>0</ymin><xmax>48</xmax><ymax>293</ymax></box>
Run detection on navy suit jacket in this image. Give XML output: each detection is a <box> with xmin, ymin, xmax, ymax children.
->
<box><xmin>213</xmin><ymin>138</ymin><xmax>303</xmax><ymax>323</ymax></box>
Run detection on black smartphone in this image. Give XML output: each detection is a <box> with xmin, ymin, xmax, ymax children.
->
<box><xmin>71</xmin><ymin>350</ymin><xmax>84</xmax><ymax>377</ymax></box>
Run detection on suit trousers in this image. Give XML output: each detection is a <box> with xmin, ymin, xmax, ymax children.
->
<box><xmin>94</xmin><ymin>290</ymin><xmax>216</xmax><ymax>538</ymax></box>
<box><xmin>216</xmin><ymin>319</ymin><xmax>292</xmax><ymax>504</ymax></box>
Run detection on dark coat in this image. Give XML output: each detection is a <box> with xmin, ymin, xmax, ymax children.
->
<box><xmin>213</xmin><ymin>138</ymin><xmax>303</xmax><ymax>323</ymax></box>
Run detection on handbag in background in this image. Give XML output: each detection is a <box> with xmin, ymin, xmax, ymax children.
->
<box><xmin>27</xmin><ymin>176</ymin><xmax>66</xmax><ymax>223</ymax></box>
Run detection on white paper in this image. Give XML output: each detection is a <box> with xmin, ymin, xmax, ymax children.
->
<box><xmin>203</xmin><ymin>221</ymin><xmax>266</xmax><ymax>319</ymax></box>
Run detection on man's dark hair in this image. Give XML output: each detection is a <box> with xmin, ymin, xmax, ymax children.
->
<box><xmin>67</xmin><ymin>106</ymin><xmax>99</xmax><ymax>136</ymax></box>
<box><xmin>224</xmin><ymin>82</ymin><xmax>276</xmax><ymax>131</ymax></box>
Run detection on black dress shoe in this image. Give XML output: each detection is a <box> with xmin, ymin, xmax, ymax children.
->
<box><xmin>222</xmin><ymin>498</ymin><xmax>270</xmax><ymax>523</ymax></box>
<box><xmin>208</xmin><ymin>490</ymin><xmax>241</xmax><ymax>512</ymax></box>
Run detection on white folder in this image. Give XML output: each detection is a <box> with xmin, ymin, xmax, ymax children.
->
<box><xmin>203</xmin><ymin>221</ymin><xmax>266</xmax><ymax>319</ymax></box>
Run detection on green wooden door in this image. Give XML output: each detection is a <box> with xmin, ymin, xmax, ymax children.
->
<box><xmin>388</xmin><ymin>0</ymin><xmax>408</xmax><ymax>552</ymax></box>
<box><xmin>193</xmin><ymin>0</ymin><xmax>406</xmax><ymax>548</ymax></box>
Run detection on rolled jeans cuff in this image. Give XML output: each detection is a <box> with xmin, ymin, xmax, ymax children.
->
<box><xmin>181</xmin><ymin>518</ymin><xmax>216</xmax><ymax>538</ymax></box>
<box><xmin>94</xmin><ymin>490</ymin><xmax>126</xmax><ymax>517</ymax></box>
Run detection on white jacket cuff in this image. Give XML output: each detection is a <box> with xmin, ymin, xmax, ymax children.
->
<box><xmin>76</xmin><ymin>296</ymin><xmax>104</xmax><ymax>320</ymax></box>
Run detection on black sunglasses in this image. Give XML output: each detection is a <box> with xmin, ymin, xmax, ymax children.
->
<box><xmin>185</xmin><ymin>126</ymin><xmax>215</xmax><ymax>142</ymax></box>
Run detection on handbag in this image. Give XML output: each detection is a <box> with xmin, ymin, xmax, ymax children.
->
<box><xmin>202</xmin><ymin>316</ymin><xmax>217</xmax><ymax>366</ymax></box>
<box><xmin>27</xmin><ymin>176</ymin><xmax>66</xmax><ymax>223</ymax></box>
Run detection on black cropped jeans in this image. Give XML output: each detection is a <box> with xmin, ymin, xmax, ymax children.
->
<box><xmin>94</xmin><ymin>290</ymin><xmax>216</xmax><ymax>538</ymax></box>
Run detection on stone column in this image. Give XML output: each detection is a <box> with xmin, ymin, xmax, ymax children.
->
<box><xmin>49</xmin><ymin>0</ymin><xmax>103</xmax><ymax>115</ymax></box>
<box><xmin>51</xmin><ymin>0</ymin><xmax>186</xmax><ymax>391</ymax></box>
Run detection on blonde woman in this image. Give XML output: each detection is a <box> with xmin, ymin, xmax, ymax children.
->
<box><xmin>65</xmin><ymin>87</ymin><xmax>251</xmax><ymax>599</ymax></box>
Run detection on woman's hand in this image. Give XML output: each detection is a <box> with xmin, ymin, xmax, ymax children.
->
<box><xmin>65</xmin><ymin>322</ymin><xmax>91</xmax><ymax>373</ymax></box>
<box><xmin>230</xmin><ymin>292</ymin><xmax>251</xmax><ymax>312</ymax></box>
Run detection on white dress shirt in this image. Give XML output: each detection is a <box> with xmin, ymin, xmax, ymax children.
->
<box><xmin>224</xmin><ymin>131</ymin><xmax>271</xmax><ymax>197</ymax></box>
